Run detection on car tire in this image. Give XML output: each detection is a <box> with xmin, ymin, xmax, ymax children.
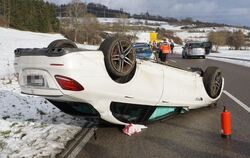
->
<box><xmin>48</xmin><ymin>39</ymin><xmax>78</xmax><ymax>50</ymax></box>
<box><xmin>202</xmin><ymin>56</ymin><xmax>206</xmax><ymax>59</ymax></box>
<box><xmin>203</xmin><ymin>67</ymin><xmax>223</xmax><ymax>98</ymax></box>
<box><xmin>99</xmin><ymin>37</ymin><xmax>136</xmax><ymax>82</ymax></box>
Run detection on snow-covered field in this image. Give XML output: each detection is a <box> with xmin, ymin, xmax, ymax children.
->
<box><xmin>0</xmin><ymin>27</ymin><xmax>64</xmax><ymax>78</ymax></box>
<box><xmin>207</xmin><ymin>47</ymin><xmax>250</xmax><ymax>67</ymax></box>
<box><xmin>0</xmin><ymin>28</ymin><xmax>93</xmax><ymax>157</ymax></box>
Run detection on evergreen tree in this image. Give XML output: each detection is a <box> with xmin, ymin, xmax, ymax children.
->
<box><xmin>2</xmin><ymin>0</ymin><xmax>59</xmax><ymax>32</ymax></box>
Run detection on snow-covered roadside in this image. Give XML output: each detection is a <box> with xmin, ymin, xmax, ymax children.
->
<box><xmin>0</xmin><ymin>78</ymin><xmax>86</xmax><ymax>157</ymax></box>
<box><xmin>0</xmin><ymin>120</ymin><xmax>81</xmax><ymax>157</ymax></box>
<box><xmin>207</xmin><ymin>48</ymin><xmax>250</xmax><ymax>67</ymax></box>
<box><xmin>207</xmin><ymin>56</ymin><xmax>250</xmax><ymax>67</ymax></box>
<box><xmin>209</xmin><ymin>48</ymin><xmax>250</xmax><ymax>61</ymax></box>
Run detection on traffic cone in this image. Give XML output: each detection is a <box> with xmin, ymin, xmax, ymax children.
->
<box><xmin>221</xmin><ymin>106</ymin><xmax>231</xmax><ymax>138</ymax></box>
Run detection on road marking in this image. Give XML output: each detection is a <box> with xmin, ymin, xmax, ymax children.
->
<box><xmin>67</xmin><ymin>128</ymin><xmax>96</xmax><ymax>158</ymax></box>
<box><xmin>223</xmin><ymin>90</ymin><xmax>250</xmax><ymax>113</ymax></box>
<box><xmin>59</xmin><ymin>127</ymin><xmax>96</xmax><ymax>158</ymax></box>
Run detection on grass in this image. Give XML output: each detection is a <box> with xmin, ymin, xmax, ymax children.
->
<box><xmin>0</xmin><ymin>140</ymin><xmax>6</xmax><ymax>151</ymax></box>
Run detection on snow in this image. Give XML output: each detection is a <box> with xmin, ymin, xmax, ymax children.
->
<box><xmin>176</xmin><ymin>31</ymin><xmax>208</xmax><ymax>42</ymax></box>
<box><xmin>207</xmin><ymin>47</ymin><xmax>250</xmax><ymax>67</ymax></box>
<box><xmin>0</xmin><ymin>78</ymin><xmax>86</xmax><ymax>157</ymax></box>
<box><xmin>160</xmin><ymin>24</ymin><xmax>182</xmax><ymax>31</ymax></box>
<box><xmin>98</xmin><ymin>17</ymin><xmax>167</xmax><ymax>26</ymax></box>
<box><xmin>136</xmin><ymin>32</ymin><xmax>150</xmax><ymax>43</ymax></box>
<box><xmin>0</xmin><ymin>120</ymin><xmax>81</xmax><ymax>157</ymax></box>
<box><xmin>0</xmin><ymin>27</ymin><xmax>65</xmax><ymax>78</ymax></box>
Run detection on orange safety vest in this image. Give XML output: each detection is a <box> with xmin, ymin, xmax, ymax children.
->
<box><xmin>160</xmin><ymin>44</ymin><xmax>171</xmax><ymax>54</ymax></box>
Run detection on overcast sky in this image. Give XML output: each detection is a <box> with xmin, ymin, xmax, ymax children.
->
<box><xmin>47</xmin><ymin>0</ymin><xmax>250</xmax><ymax>26</ymax></box>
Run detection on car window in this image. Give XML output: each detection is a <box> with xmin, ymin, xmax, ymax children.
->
<box><xmin>110</xmin><ymin>102</ymin><xmax>154</xmax><ymax>124</ymax></box>
<box><xmin>134</xmin><ymin>46</ymin><xmax>151</xmax><ymax>53</ymax></box>
<box><xmin>133</xmin><ymin>44</ymin><xmax>153</xmax><ymax>60</ymax></box>
<box><xmin>190</xmin><ymin>43</ymin><xmax>203</xmax><ymax>48</ymax></box>
<box><xmin>149</xmin><ymin>107</ymin><xmax>176</xmax><ymax>121</ymax></box>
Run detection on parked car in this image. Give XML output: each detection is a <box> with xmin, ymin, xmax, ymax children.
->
<box><xmin>182</xmin><ymin>41</ymin><xmax>212</xmax><ymax>59</ymax></box>
<box><xmin>14</xmin><ymin>37</ymin><xmax>223</xmax><ymax>125</ymax></box>
<box><xmin>133</xmin><ymin>43</ymin><xmax>153</xmax><ymax>60</ymax></box>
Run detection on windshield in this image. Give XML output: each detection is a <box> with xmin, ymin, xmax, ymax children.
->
<box><xmin>190</xmin><ymin>43</ymin><xmax>203</xmax><ymax>48</ymax></box>
<box><xmin>134</xmin><ymin>46</ymin><xmax>151</xmax><ymax>53</ymax></box>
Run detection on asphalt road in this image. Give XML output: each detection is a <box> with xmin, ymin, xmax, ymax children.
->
<box><xmin>76</xmin><ymin>54</ymin><xmax>250</xmax><ymax>158</ymax></box>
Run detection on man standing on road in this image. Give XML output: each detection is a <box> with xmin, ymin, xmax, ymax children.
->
<box><xmin>151</xmin><ymin>40</ymin><xmax>160</xmax><ymax>61</ymax></box>
<box><xmin>160</xmin><ymin>39</ymin><xmax>171</xmax><ymax>64</ymax></box>
<box><xmin>170</xmin><ymin>39</ymin><xmax>175</xmax><ymax>54</ymax></box>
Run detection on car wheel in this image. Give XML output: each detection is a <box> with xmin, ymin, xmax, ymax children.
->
<box><xmin>202</xmin><ymin>56</ymin><xmax>206</xmax><ymax>59</ymax></box>
<box><xmin>203</xmin><ymin>67</ymin><xmax>223</xmax><ymax>98</ymax></box>
<box><xmin>48</xmin><ymin>39</ymin><xmax>78</xmax><ymax>50</ymax></box>
<box><xmin>99</xmin><ymin>37</ymin><xmax>136</xmax><ymax>82</ymax></box>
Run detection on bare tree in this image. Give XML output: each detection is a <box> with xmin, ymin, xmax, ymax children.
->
<box><xmin>82</xmin><ymin>13</ymin><xmax>101</xmax><ymax>44</ymax></box>
<box><xmin>67</xmin><ymin>0</ymin><xmax>86</xmax><ymax>42</ymax></box>
<box><xmin>227</xmin><ymin>30</ymin><xmax>245</xmax><ymax>50</ymax></box>
<box><xmin>208</xmin><ymin>31</ymin><xmax>229</xmax><ymax>52</ymax></box>
<box><xmin>113</xmin><ymin>14</ymin><xmax>129</xmax><ymax>35</ymax></box>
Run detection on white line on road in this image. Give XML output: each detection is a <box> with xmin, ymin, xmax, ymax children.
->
<box><xmin>67</xmin><ymin>128</ymin><xmax>96</xmax><ymax>158</ymax></box>
<box><xmin>223</xmin><ymin>90</ymin><xmax>250</xmax><ymax>113</ymax></box>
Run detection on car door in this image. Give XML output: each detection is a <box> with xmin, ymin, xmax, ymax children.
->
<box><xmin>122</xmin><ymin>60</ymin><xmax>164</xmax><ymax>106</ymax></box>
<box><xmin>159</xmin><ymin>66</ymin><xmax>198</xmax><ymax>106</ymax></box>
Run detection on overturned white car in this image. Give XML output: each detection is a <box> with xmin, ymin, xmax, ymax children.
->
<box><xmin>14</xmin><ymin>37</ymin><xmax>224</xmax><ymax>125</ymax></box>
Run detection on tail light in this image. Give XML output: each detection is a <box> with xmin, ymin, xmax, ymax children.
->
<box><xmin>55</xmin><ymin>75</ymin><xmax>84</xmax><ymax>91</ymax></box>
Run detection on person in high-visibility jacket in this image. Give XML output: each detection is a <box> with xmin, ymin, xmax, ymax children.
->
<box><xmin>160</xmin><ymin>39</ymin><xmax>171</xmax><ymax>64</ymax></box>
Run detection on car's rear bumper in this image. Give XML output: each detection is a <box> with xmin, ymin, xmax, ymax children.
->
<box><xmin>187</xmin><ymin>52</ymin><xmax>206</xmax><ymax>56</ymax></box>
<box><xmin>21</xmin><ymin>87</ymin><xmax>63</xmax><ymax>97</ymax></box>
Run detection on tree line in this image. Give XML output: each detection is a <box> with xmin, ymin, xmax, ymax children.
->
<box><xmin>0</xmin><ymin>0</ymin><xmax>59</xmax><ymax>32</ymax></box>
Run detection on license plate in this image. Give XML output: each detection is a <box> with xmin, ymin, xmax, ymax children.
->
<box><xmin>26</xmin><ymin>75</ymin><xmax>45</xmax><ymax>87</ymax></box>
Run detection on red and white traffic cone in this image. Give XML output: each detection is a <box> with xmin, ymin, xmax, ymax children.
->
<box><xmin>221</xmin><ymin>106</ymin><xmax>231</xmax><ymax>138</ymax></box>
